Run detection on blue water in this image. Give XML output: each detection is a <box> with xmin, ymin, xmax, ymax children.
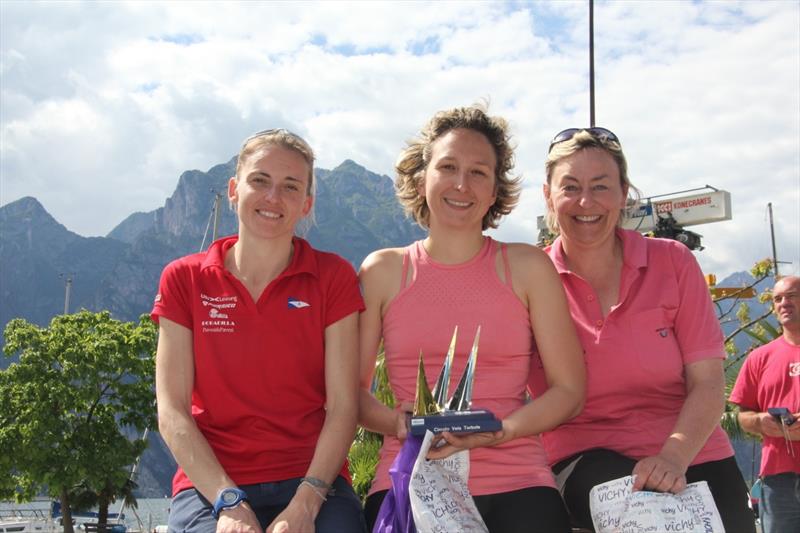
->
<box><xmin>0</xmin><ymin>498</ymin><xmax>171</xmax><ymax>532</ymax></box>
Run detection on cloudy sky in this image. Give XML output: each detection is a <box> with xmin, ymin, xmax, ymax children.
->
<box><xmin>2</xmin><ymin>0</ymin><xmax>798</xmax><ymax>279</ymax></box>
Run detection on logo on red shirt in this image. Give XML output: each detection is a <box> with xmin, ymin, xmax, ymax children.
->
<box><xmin>200</xmin><ymin>293</ymin><xmax>237</xmax><ymax>333</ymax></box>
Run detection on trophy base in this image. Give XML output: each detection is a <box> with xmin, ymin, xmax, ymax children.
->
<box><xmin>409</xmin><ymin>409</ymin><xmax>501</xmax><ymax>437</ymax></box>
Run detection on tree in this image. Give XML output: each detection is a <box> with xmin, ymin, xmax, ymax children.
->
<box><xmin>715</xmin><ymin>259</ymin><xmax>775</xmax><ymax>439</ymax></box>
<box><xmin>0</xmin><ymin>310</ymin><xmax>156</xmax><ymax>533</ymax></box>
<box><xmin>348</xmin><ymin>347</ymin><xmax>394</xmax><ymax>502</ymax></box>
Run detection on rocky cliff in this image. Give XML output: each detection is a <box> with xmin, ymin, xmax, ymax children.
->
<box><xmin>0</xmin><ymin>157</ymin><xmax>425</xmax><ymax>496</ymax></box>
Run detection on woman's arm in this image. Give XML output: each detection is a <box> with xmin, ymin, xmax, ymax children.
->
<box><xmin>267</xmin><ymin>311</ymin><xmax>360</xmax><ymax>533</ymax></box>
<box><xmin>505</xmin><ymin>245</ymin><xmax>586</xmax><ymax>435</ymax></box>
<box><xmin>155</xmin><ymin>318</ymin><xmax>262</xmax><ymax>533</ymax></box>
<box><xmin>357</xmin><ymin>250</ymin><xmax>409</xmax><ymax>439</ymax></box>
<box><xmin>632</xmin><ymin>358</ymin><xmax>725</xmax><ymax>493</ymax></box>
<box><xmin>428</xmin><ymin>245</ymin><xmax>585</xmax><ymax>457</ymax></box>
<box><xmin>631</xmin><ymin>241</ymin><xmax>728</xmax><ymax>493</ymax></box>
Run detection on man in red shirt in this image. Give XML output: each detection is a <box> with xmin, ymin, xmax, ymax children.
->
<box><xmin>731</xmin><ymin>275</ymin><xmax>800</xmax><ymax>533</ymax></box>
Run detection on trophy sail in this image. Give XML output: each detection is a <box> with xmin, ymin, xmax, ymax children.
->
<box><xmin>431</xmin><ymin>326</ymin><xmax>458</xmax><ymax>410</ymax></box>
<box><xmin>447</xmin><ymin>326</ymin><xmax>481</xmax><ymax>411</ymax></box>
<box><xmin>413</xmin><ymin>350</ymin><xmax>440</xmax><ymax>416</ymax></box>
<box><xmin>409</xmin><ymin>325</ymin><xmax>500</xmax><ymax>436</ymax></box>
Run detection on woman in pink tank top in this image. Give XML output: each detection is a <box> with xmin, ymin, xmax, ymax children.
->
<box><xmin>358</xmin><ymin>104</ymin><xmax>586</xmax><ymax>533</ymax></box>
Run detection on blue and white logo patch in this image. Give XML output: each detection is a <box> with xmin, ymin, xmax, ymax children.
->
<box><xmin>287</xmin><ymin>297</ymin><xmax>310</xmax><ymax>309</ymax></box>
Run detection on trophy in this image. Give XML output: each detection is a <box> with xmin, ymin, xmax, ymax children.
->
<box><xmin>409</xmin><ymin>326</ymin><xmax>502</xmax><ymax>436</ymax></box>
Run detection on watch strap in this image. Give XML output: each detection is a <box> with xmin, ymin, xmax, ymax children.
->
<box><xmin>211</xmin><ymin>487</ymin><xmax>248</xmax><ymax>519</ymax></box>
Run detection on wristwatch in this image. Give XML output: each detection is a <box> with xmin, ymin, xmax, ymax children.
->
<box><xmin>211</xmin><ymin>487</ymin><xmax>248</xmax><ymax>519</ymax></box>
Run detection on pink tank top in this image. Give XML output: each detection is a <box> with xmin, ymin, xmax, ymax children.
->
<box><xmin>370</xmin><ymin>237</ymin><xmax>556</xmax><ymax>496</ymax></box>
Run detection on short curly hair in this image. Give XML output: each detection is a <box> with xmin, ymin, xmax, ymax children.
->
<box><xmin>395</xmin><ymin>104</ymin><xmax>521</xmax><ymax>230</ymax></box>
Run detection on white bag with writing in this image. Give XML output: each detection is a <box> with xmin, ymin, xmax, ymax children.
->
<box><xmin>408</xmin><ymin>431</ymin><xmax>489</xmax><ymax>533</ymax></box>
<box><xmin>589</xmin><ymin>475</ymin><xmax>725</xmax><ymax>533</ymax></box>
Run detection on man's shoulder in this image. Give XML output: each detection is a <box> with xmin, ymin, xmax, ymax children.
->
<box><xmin>748</xmin><ymin>336</ymin><xmax>792</xmax><ymax>361</ymax></box>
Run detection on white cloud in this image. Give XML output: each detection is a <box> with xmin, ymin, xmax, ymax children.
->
<box><xmin>1</xmin><ymin>0</ymin><xmax>798</xmax><ymax>280</ymax></box>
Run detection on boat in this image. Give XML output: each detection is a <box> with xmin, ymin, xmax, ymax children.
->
<box><xmin>0</xmin><ymin>502</ymin><xmax>128</xmax><ymax>533</ymax></box>
<box><xmin>0</xmin><ymin>517</ymin><xmax>51</xmax><ymax>533</ymax></box>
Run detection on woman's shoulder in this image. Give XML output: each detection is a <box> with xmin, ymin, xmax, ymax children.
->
<box><xmin>496</xmin><ymin>241</ymin><xmax>559</xmax><ymax>290</ymax></box>
<box><xmin>358</xmin><ymin>247</ymin><xmax>408</xmax><ymax>300</ymax></box>
<box><xmin>161</xmin><ymin>250</ymin><xmax>206</xmax><ymax>277</ymax></box>
<box><xmin>360</xmin><ymin>246</ymin><xmax>407</xmax><ymax>273</ymax></box>
<box><xmin>632</xmin><ymin>231</ymin><xmax>698</xmax><ymax>268</ymax></box>
<box><xmin>499</xmin><ymin>241</ymin><xmax>552</xmax><ymax>267</ymax></box>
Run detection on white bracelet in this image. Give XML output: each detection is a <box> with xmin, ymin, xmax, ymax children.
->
<box><xmin>298</xmin><ymin>480</ymin><xmax>327</xmax><ymax>502</ymax></box>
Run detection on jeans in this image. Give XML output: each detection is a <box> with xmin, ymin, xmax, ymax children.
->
<box><xmin>168</xmin><ymin>475</ymin><xmax>366</xmax><ymax>533</ymax></box>
<box><xmin>761</xmin><ymin>472</ymin><xmax>800</xmax><ymax>533</ymax></box>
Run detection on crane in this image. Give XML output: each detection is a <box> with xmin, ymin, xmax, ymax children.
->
<box><xmin>537</xmin><ymin>185</ymin><xmax>732</xmax><ymax>252</ymax></box>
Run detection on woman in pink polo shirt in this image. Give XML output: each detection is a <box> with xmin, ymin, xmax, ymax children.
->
<box><xmin>530</xmin><ymin>128</ymin><xmax>754</xmax><ymax>532</ymax></box>
<box><xmin>358</xmin><ymin>104</ymin><xmax>585</xmax><ymax>532</ymax></box>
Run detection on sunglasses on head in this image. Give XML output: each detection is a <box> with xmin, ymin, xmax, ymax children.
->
<box><xmin>548</xmin><ymin>127</ymin><xmax>620</xmax><ymax>153</ymax></box>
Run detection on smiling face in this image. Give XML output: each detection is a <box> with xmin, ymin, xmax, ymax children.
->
<box><xmin>228</xmin><ymin>144</ymin><xmax>313</xmax><ymax>242</ymax></box>
<box><xmin>544</xmin><ymin>147</ymin><xmax>627</xmax><ymax>248</ymax></box>
<box><xmin>419</xmin><ymin>128</ymin><xmax>497</xmax><ymax>232</ymax></box>
<box><xmin>773</xmin><ymin>276</ymin><xmax>800</xmax><ymax>332</ymax></box>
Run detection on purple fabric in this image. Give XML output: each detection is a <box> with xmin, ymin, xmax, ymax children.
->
<box><xmin>373</xmin><ymin>434</ymin><xmax>423</xmax><ymax>533</ymax></box>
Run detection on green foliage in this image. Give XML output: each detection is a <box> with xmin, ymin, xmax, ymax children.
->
<box><xmin>348</xmin><ymin>427</ymin><xmax>383</xmax><ymax>501</ymax></box>
<box><xmin>749</xmin><ymin>258</ymin><xmax>772</xmax><ymax>280</ymax></box>
<box><xmin>348</xmin><ymin>347</ymin><xmax>395</xmax><ymax>502</ymax></box>
<box><xmin>719</xmin><ymin>258</ymin><xmax>779</xmax><ymax>442</ymax></box>
<box><xmin>0</xmin><ymin>310</ymin><xmax>156</xmax><ymax>523</ymax></box>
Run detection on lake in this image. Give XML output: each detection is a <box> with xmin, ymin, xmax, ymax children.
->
<box><xmin>0</xmin><ymin>498</ymin><xmax>171</xmax><ymax>532</ymax></box>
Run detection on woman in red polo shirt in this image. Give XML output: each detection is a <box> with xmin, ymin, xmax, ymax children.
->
<box><xmin>152</xmin><ymin>129</ymin><xmax>366</xmax><ymax>533</ymax></box>
<box><xmin>530</xmin><ymin>127</ymin><xmax>754</xmax><ymax>532</ymax></box>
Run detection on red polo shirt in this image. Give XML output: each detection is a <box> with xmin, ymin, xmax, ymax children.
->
<box><xmin>152</xmin><ymin>236</ymin><xmax>364</xmax><ymax>495</ymax></box>
<box><xmin>530</xmin><ymin>229</ymin><xmax>733</xmax><ymax>466</ymax></box>
<box><xmin>730</xmin><ymin>336</ymin><xmax>800</xmax><ymax>476</ymax></box>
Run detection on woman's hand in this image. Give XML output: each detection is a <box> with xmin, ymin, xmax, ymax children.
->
<box><xmin>217</xmin><ymin>503</ymin><xmax>263</xmax><ymax>533</ymax></box>
<box><xmin>425</xmin><ymin>429</ymin><xmax>507</xmax><ymax>460</ymax></box>
<box><xmin>632</xmin><ymin>453</ymin><xmax>688</xmax><ymax>494</ymax></box>
<box><xmin>266</xmin><ymin>488</ymin><xmax>319</xmax><ymax>533</ymax></box>
<box><xmin>394</xmin><ymin>401</ymin><xmax>414</xmax><ymax>441</ymax></box>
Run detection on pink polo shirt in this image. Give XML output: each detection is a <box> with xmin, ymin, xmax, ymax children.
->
<box><xmin>530</xmin><ymin>229</ymin><xmax>733</xmax><ymax>466</ymax></box>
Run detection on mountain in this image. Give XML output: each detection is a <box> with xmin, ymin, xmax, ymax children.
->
<box><xmin>0</xmin><ymin>197</ymin><xmax>130</xmax><ymax>333</ymax></box>
<box><xmin>0</xmin><ymin>158</ymin><xmax>425</xmax><ymax>496</ymax></box>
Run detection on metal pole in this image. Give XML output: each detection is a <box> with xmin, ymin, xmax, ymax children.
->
<box><xmin>589</xmin><ymin>0</ymin><xmax>596</xmax><ymax>127</ymax></box>
<box><xmin>63</xmin><ymin>274</ymin><xmax>73</xmax><ymax>315</ymax></box>
<box><xmin>768</xmin><ymin>202</ymin><xmax>779</xmax><ymax>278</ymax></box>
<box><xmin>212</xmin><ymin>192</ymin><xmax>221</xmax><ymax>242</ymax></box>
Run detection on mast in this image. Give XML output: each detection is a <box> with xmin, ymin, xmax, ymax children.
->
<box><xmin>212</xmin><ymin>192</ymin><xmax>222</xmax><ymax>242</ymax></box>
<box><xmin>768</xmin><ymin>202</ymin><xmax>779</xmax><ymax>278</ymax></box>
<box><xmin>589</xmin><ymin>0</ymin><xmax>596</xmax><ymax>127</ymax></box>
<box><xmin>199</xmin><ymin>190</ymin><xmax>224</xmax><ymax>252</ymax></box>
<box><xmin>60</xmin><ymin>273</ymin><xmax>73</xmax><ymax>314</ymax></box>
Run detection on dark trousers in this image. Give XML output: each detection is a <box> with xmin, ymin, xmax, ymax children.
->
<box><xmin>365</xmin><ymin>485</ymin><xmax>570</xmax><ymax>533</ymax></box>
<box><xmin>168</xmin><ymin>475</ymin><xmax>366</xmax><ymax>533</ymax></box>
<box><xmin>553</xmin><ymin>449</ymin><xmax>756</xmax><ymax>533</ymax></box>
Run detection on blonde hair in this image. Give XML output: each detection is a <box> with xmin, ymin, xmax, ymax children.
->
<box><xmin>544</xmin><ymin>130</ymin><xmax>639</xmax><ymax>234</ymax></box>
<box><xmin>395</xmin><ymin>104</ymin><xmax>521</xmax><ymax>230</ymax></box>
<box><xmin>235</xmin><ymin>129</ymin><xmax>316</xmax><ymax>197</ymax></box>
<box><xmin>233</xmin><ymin>129</ymin><xmax>316</xmax><ymax>233</ymax></box>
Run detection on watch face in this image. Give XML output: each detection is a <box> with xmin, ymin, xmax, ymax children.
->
<box><xmin>222</xmin><ymin>491</ymin><xmax>238</xmax><ymax>504</ymax></box>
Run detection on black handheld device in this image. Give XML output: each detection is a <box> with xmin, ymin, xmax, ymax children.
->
<box><xmin>767</xmin><ymin>407</ymin><xmax>796</xmax><ymax>426</ymax></box>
